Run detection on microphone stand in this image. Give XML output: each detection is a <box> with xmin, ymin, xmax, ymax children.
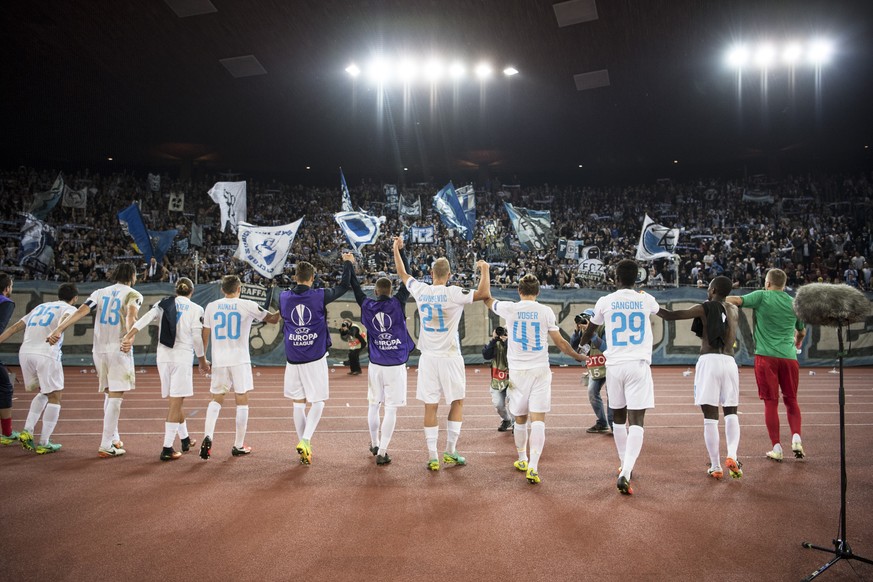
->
<box><xmin>801</xmin><ymin>320</ymin><xmax>873</xmax><ymax>580</ymax></box>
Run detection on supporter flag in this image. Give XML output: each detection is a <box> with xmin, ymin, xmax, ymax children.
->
<box><xmin>236</xmin><ymin>218</ymin><xmax>304</xmax><ymax>278</ymax></box>
<box><xmin>384</xmin><ymin>184</ymin><xmax>399</xmax><ymax>211</ymax></box>
<box><xmin>148</xmin><ymin>173</ymin><xmax>161</xmax><ymax>192</ymax></box>
<box><xmin>742</xmin><ymin>189</ymin><xmax>774</xmax><ymax>204</ymax></box>
<box><xmin>62</xmin><ymin>186</ymin><xmax>88</xmax><ymax>210</ymax></box>
<box><xmin>18</xmin><ymin>214</ymin><xmax>55</xmax><ymax>274</ymax></box>
<box><xmin>208</xmin><ymin>181</ymin><xmax>247</xmax><ymax>233</ymax></box>
<box><xmin>503</xmin><ymin>202</ymin><xmax>554</xmax><ymax>251</ymax></box>
<box><xmin>29</xmin><ymin>173</ymin><xmax>65</xmax><ymax>219</ymax></box>
<box><xmin>455</xmin><ymin>185</ymin><xmax>476</xmax><ymax>229</ymax></box>
<box><xmin>635</xmin><ymin>214</ymin><xmax>679</xmax><ymax>261</ymax></box>
<box><xmin>176</xmin><ymin>237</ymin><xmax>189</xmax><ymax>255</ymax></box>
<box><xmin>148</xmin><ymin>229</ymin><xmax>178</xmax><ymax>263</ymax></box>
<box><xmin>168</xmin><ymin>192</ymin><xmax>185</xmax><ymax>212</ymax></box>
<box><xmin>399</xmin><ymin>192</ymin><xmax>421</xmax><ymax>217</ymax></box>
<box><xmin>410</xmin><ymin>225</ymin><xmax>435</xmax><ymax>244</ymax></box>
<box><xmin>433</xmin><ymin>182</ymin><xmax>472</xmax><ymax>240</ymax></box>
<box><xmin>118</xmin><ymin>203</ymin><xmax>154</xmax><ymax>261</ymax></box>
<box><xmin>334</xmin><ymin>210</ymin><xmax>385</xmax><ymax>253</ymax></box>
<box><xmin>340</xmin><ymin>168</ymin><xmax>354</xmax><ymax>212</ymax></box>
<box><xmin>190</xmin><ymin>222</ymin><xmax>203</xmax><ymax>247</ymax></box>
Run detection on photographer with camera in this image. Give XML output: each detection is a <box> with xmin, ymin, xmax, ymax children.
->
<box><xmin>571</xmin><ymin>309</ymin><xmax>612</xmax><ymax>434</ymax></box>
<box><xmin>482</xmin><ymin>325</ymin><xmax>513</xmax><ymax>432</ymax></box>
<box><xmin>340</xmin><ymin>319</ymin><xmax>367</xmax><ymax>376</ymax></box>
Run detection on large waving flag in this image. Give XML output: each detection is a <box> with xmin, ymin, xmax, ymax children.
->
<box><xmin>635</xmin><ymin>214</ymin><xmax>679</xmax><ymax>261</ymax></box>
<box><xmin>30</xmin><ymin>174</ymin><xmax>65</xmax><ymax>219</ymax></box>
<box><xmin>208</xmin><ymin>181</ymin><xmax>247</xmax><ymax>233</ymax></box>
<box><xmin>118</xmin><ymin>203</ymin><xmax>155</xmax><ymax>261</ymax></box>
<box><xmin>503</xmin><ymin>202</ymin><xmax>554</xmax><ymax>251</ymax></box>
<box><xmin>455</xmin><ymin>185</ymin><xmax>476</xmax><ymax>229</ymax></box>
<box><xmin>148</xmin><ymin>229</ymin><xmax>178</xmax><ymax>263</ymax></box>
<box><xmin>399</xmin><ymin>192</ymin><xmax>421</xmax><ymax>217</ymax></box>
<box><xmin>236</xmin><ymin>218</ymin><xmax>304</xmax><ymax>278</ymax></box>
<box><xmin>334</xmin><ymin>211</ymin><xmax>385</xmax><ymax>252</ymax></box>
<box><xmin>18</xmin><ymin>214</ymin><xmax>55</xmax><ymax>274</ymax></box>
<box><xmin>340</xmin><ymin>168</ymin><xmax>354</xmax><ymax>212</ymax></box>
<box><xmin>433</xmin><ymin>182</ymin><xmax>472</xmax><ymax>240</ymax></box>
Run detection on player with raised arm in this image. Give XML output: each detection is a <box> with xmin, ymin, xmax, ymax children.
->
<box><xmin>200</xmin><ymin>275</ymin><xmax>281</xmax><ymax>459</ymax></box>
<box><xmin>280</xmin><ymin>254</ymin><xmax>355</xmax><ymax>465</ymax></box>
<box><xmin>656</xmin><ymin>276</ymin><xmax>743</xmax><ymax>479</ymax></box>
<box><xmin>392</xmin><ymin>237</ymin><xmax>490</xmax><ymax>471</ymax></box>
<box><xmin>121</xmin><ymin>278</ymin><xmax>210</xmax><ymax>461</ymax></box>
<box><xmin>48</xmin><ymin>263</ymin><xmax>142</xmax><ymax>458</ymax></box>
<box><xmin>349</xmin><ymin>247</ymin><xmax>415</xmax><ymax>466</ymax></box>
<box><xmin>0</xmin><ymin>283</ymin><xmax>78</xmax><ymax>453</ymax></box>
<box><xmin>578</xmin><ymin>259</ymin><xmax>660</xmax><ymax>495</ymax></box>
<box><xmin>484</xmin><ymin>274</ymin><xmax>587</xmax><ymax>484</ymax></box>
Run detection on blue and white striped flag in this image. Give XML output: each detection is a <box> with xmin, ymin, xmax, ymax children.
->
<box><xmin>504</xmin><ymin>202</ymin><xmax>554</xmax><ymax>251</ymax></box>
<box><xmin>433</xmin><ymin>182</ymin><xmax>472</xmax><ymax>241</ymax></box>
<box><xmin>340</xmin><ymin>168</ymin><xmax>354</xmax><ymax>212</ymax></box>
<box><xmin>455</xmin><ymin>185</ymin><xmax>476</xmax><ymax>230</ymax></box>
<box><xmin>334</xmin><ymin>211</ymin><xmax>385</xmax><ymax>252</ymax></box>
<box><xmin>18</xmin><ymin>213</ymin><xmax>55</xmax><ymax>273</ymax></box>
<box><xmin>236</xmin><ymin>218</ymin><xmax>304</xmax><ymax>278</ymax></box>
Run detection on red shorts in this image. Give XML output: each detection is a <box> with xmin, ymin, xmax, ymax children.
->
<box><xmin>754</xmin><ymin>355</ymin><xmax>799</xmax><ymax>401</ymax></box>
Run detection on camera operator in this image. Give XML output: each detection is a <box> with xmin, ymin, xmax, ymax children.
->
<box><xmin>339</xmin><ymin>319</ymin><xmax>367</xmax><ymax>376</ymax></box>
<box><xmin>482</xmin><ymin>326</ymin><xmax>513</xmax><ymax>432</ymax></box>
<box><xmin>570</xmin><ymin>309</ymin><xmax>612</xmax><ymax>433</ymax></box>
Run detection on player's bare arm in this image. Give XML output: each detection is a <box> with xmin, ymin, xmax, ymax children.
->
<box><xmin>392</xmin><ymin>237</ymin><xmax>410</xmax><ymax>284</ymax></box>
<box><xmin>725</xmin><ymin>296</ymin><xmax>743</xmax><ymax>307</ymax></box>
<box><xmin>473</xmin><ymin>260</ymin><xmax>491</xmax><ymax>301</ymax></box>
<box><xmin>549</xmin><ymin>329</ymin><xmax>588</xmax><ymax>362</ymax></box>
<box><xmin>0</xmin><ymin>320</ymin><xmax>26</xmax><ymax>344</ymax></box>
<box><xmin>656</xmin><ymin>304</ymin><xmax>704</xmax><ymax>321</ymax></box>
<box><xmin>47</xmin><ymin>304</ymin><xmax>90</xmax><ymax>345</ymax></box>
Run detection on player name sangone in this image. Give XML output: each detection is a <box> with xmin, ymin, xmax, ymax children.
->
<box><xmin>611</xmin><ymin>300</ymin><xmax>644</xmax><ymax>310</ymax></box>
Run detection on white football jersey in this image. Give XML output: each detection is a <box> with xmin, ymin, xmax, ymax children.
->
<box><xmin>133</xmin><ymin>296</ymin><xmax>205</xmax><ymax>364</ymax></box>
<box><xmin>84</xmin><ymin>284</ymin><xmax>143</xmax><ymax>354</ymax></box>
<box><xmin>407</xmin><ymin>278</ymin><xmax>473</xmax><ymax>356</ymax></box>
<box><xmin>18</xmin><ymin>300</ymin><xmax>78</xmax><ymax>360</ymax></box>
<box><xmin>590</xmin><ymin>288</ymin><xmax>660</xmax><ymax>365</ymax></box>
<box><xmin>202</xmin><ymin>297</ymin><xmax>268</xmax><ymax>367</ymax></box>
<box><xmin>490</xmin><ymin>299</ymin><xmax>558</xmax><ymax>370</ymax></box>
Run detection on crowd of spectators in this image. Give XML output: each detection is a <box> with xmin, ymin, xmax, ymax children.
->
<box><xmin>1</xmin><ymin>165</ymin><xmax>872</xmax><ymax>292</ymax></box>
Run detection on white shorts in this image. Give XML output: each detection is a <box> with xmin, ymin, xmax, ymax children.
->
<box><xmin>157</xmin><ymin>362</ymin><xmax>194</xmax><ymax>398</ymax></box>
<box><xmin>605</xmin><ymin>361</ymin><xmax>654</xmax><ymax>410</ymax></box>
<box><xmin>416</xmin><ymin>353</ymin><xmax>466</xmax><ymax>405</ymax></box>
<box><xmin>20</xmin><ymin>353</ymin><xmax>63</xmax><ymax>394</ymax></box>
<box><xmin>284</xmin><ymin>354</ymin><xmax>329</xmax><ymax>403</ymax></box>
<box><xmin>694</xmin><ymin>353</ymin><xmax>740</xmax><ymax>407</ymax></box>
<box><xmin>507</xmin><ymin>366</ymin><xmax>552</xmax><ymax>417</ymax></box>
<box><xmin>368</xmin><ymin>363</ymin><xmax>407</xmax><ymax>407</ymax></box>
<box><xmin>210</xmin><ymin>363</ymin><xmax>254</xmax><ymax>395</ymax></box>
<box><xmin>93</xmin><ymin>351</ymin><xmax>135</xmax><ymax>393</ymax></box>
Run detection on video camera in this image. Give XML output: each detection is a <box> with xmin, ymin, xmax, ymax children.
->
<box><xmin>574</xmin><ymin>313</ymin><xmax>590</xmax><ymax>325</ymax></box>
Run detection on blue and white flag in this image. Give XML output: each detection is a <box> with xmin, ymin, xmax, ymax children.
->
<box><xmin>118</xmin><ymin>203</ymin><xmax>154</xmax><ymax>262</ymax></box>
<box><xmin>383</xmin><ymin>184</ymin><xmax>399</xmax><ymax>212</ymax></box>
<box><xmin>399</xmin><ymin>192</ymin><xmax>421</xmax><ymax>218</ymax></box>
<box><xmin>410</xmin><ymin>225</ymin><xmax>435</xmax><ymax>244</ymax></box>
<box><xmin>30</xmin><ymin>174</ymin><xmax>65</xmax><ymax>219</ymax></box>
<box><xmin>635</xmin><ymin>214</ymin><xmax>679</xmax><ymax>261</ymax></box>
<box><xmin>236</xmin><ymin>218</ymin><xmax>304</xmax><ymax>278</ymax></box>
<box><xmin>208</xmin><ymin>181</ymin><xmax>247</xmax><ymax>233</ymax></box>
<box><xmin>18</xmin><ymin>214</ymin><xmax>55</xmax><ymax>274</ymax></box>
<box><xmin>334</xmin><ymin>211</ymin><xmax>385</xmax><ymax>252</ymax></box>
<box><xmin>190</xmin><ymin>222</ymin><xmax>203</xmax><ymax>247</ymax></box>
<box><xmin>455</xmin><ymin>185</ymin><xmax>476</xmax><ymax>229</ymax></box>
<box><xmin>433</xmin><ymin>182</ymin><xmax>472</xmax><ymax>240</ymax></box>
<box><xmin>148</xmin><ymin>229</ymin><xmax>178</xmax><ymax>263</ymax></box>
<box><xmin>340</xmin><ymin>168</ymin><xmax>354</xmax><ymax>212</ymax></box>
<box><xmin>503</xmin><ymin>202</ymin><xmax>553</xmax><ymax>251</ymax></box>
<box><xmin>62</xmin><ymin>186</ymin><xmax>88</xmax><ymax>210</ymax></box>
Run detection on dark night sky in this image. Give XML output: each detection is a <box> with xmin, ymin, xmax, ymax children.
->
<box><xmin>3</xmin><ymin>0</ymin><xmax>873</xmax><ymax>183</ymax></box>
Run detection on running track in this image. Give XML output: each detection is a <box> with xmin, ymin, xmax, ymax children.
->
<box><xmin>2</xmin><ymin>365</ymin><xmax>872</xmax><ymax>581</ymax></box>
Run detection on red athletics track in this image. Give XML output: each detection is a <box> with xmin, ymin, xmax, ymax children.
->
<box><xmin>1</xmin><ymin>365</ymin><xmax>872</xmax><ymax>582</ymax></box>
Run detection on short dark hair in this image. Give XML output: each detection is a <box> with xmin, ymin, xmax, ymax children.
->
<box><xmin>375</xmin><ymin>277</ymin><xmax>392</xmax><ymax>296</ymax></box>
<box><xmin>0</xmin><ymin>273</ymin><xmax>11</xmax><ymax>293</ymax></box>
<box><xmin>518</xmin><ymin>274</ymin><xmax>540</xmax><ymax>297</ymax></box>
<box><xmin>710</xmin><ymin>276</ymin><xmax>732</xmax><ymax>298</ymax></box>
<box><xmin>221</xmin><ymin>275</ymin><xmax>241</xmax><ymax>295</ymax></box>
<box><xmin>58</xmin><ymin>283</ymin><xmax>78</xmax><ymax>302</ymax></box>
<box><xmin>113</xmin><ymin>263</ymin><xmax>136</xmax><ymax>284</ymax></box>
<box><xmin>296</xmin><ymin>262</ymin><xmax>315</xmax><ymax>283</ymax></box>
<box><xmin>615</xmin><ymin>259</ymin><xmax>638</xmax><ymax>287</ymax></box>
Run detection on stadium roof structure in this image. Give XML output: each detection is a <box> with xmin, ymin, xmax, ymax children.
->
<box><xmin>4</xmin><ymin>0</ymin><xmax>873</xmax><ymax>182</ymax></box>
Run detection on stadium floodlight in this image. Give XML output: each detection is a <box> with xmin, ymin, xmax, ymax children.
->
<box><xmin>578</xmin><ymin>164</ymin><xmax>583</xmax><ymax>168</ymax></box>
<box><xmin>423</xmin><ymin>59</ymin><xmax>445</xmax><ymax>82</ymax></box>
<box><xmin>726</xmin><ymin>45</ymin><xmax>749</xmax><ymax>68</ymax></box>
<box><xmin>808</xmin><ymin>39</ymin><xmax>833</xmax><ymax>65</ymax></box>
<box><xmin>345</xmin><ymin>63</ymin><xmax>361</xmax><ymax>77</ymax></box>
<box><xmin>782</xmin><ymin>43</ymin><xmax>803</xmax><ymax>65</ymax></box>
<box><xmin>754</xmin><ymin>44</ymin><xmax>775</xmax><ymax>68</ymax></box>
<box><xmin>474</xmin><ymin>62</ymin><xmax>493</xmax><ymax>79</ymax></box>
<box><xmin>449</xmin><ymin>61</ymin><xmax>466</xmax><ymax>79</ymax></box>
<box><xmin>398</xmin><ymin>58</ymin><xmax>417</xmax><ymax>82</ymax></box>
<box><xmin>368</xmin><ymin>58</ymin><xmax>391</xmax><ymax>83</ymax></box>
<box><xmin>503</xmin><ymin>66</ymin><xmax>519</xmax><ymax>76</ymax></box>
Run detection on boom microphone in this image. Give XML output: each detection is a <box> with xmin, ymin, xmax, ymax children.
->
<box><xmin>793</xmin><ymin>283</ymin><xmax>872</xmax><ymax>327</ymax></box>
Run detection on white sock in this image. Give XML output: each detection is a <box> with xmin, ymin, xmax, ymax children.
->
<box><xmin>302</xmin><ymin>401</ymin><xmax>324</xmax><ymax>441</ymax></box>
<box><xmin>378</xmin><ymin>406</ymin><xmax>397</xmax><ymax>456</ymax></box>
<box><xmin>164</xmin><ymin>422</ymin><xmax>179</xmax><ymax>448</ymax></box>
<box><xmin>446</xmin><ymin>420</ymin><xmax>462</xmax><ymax>454</ymax></box>
<box><xmin>25</xmin><ymin>393</ymin><xmax>49</xmax><ymax>433</ymax></box>
<box><xmin>204</xmin><ymin>401</ymin><xmax>221</xmax><ymax>439</ymax></box>
<box><xmin>514</xmin><ymin>421</ymin><xmax>529</xmax><ymax>461</ymax></box>
<box><xmin>104</xmin><ymin>393</ymin><xmax>121</xmax><ymax>443</ymax></box>
<box><xmin>293</xmin><ymin>403</ymin><xmax>307</xmax><ymax>441</ymax></box>
<box><xmin>704</xmin><ymin>418</ymin><xmax>720</xmax><ymax>469</ymax></box>
<box><xmin>725</xmin><ymin>414</ymin><xmax>740</xmax><ymax>459</ymax></box>
<box><xmin>425</xmin><ymin>426</ymin><xmax>439</xmax><ymax>459</ymax></box>
<box><xmin>621</xmin><ymin>425</ymin><xmax>644</xmax><ymax>480</ymax></box>
<box><xmin>40</xmin><ymin>403</ymin><xmax>61</xmax><ymax>445</ymax></box>
<box><xmin>100</xmin><ymin>398</ymin><xmax>122</xmax><ymax>450</ymax></box>
<box><xmin>529</xmin><ymin>421</ymin><xmax>545</xmax><ymax>471</ymax></box>
<box><xmin>368</xmin><ymin>402</ymin><xmax>381</xmax><ymax>447</ymax></box>
<box><xmin>612</xmin><ymin>423</ymin><xmax>628</xmax><ymax>465</ymax></box>
<box><xmin>234</xmin><ymin>405</ymin><xmax>249</xmax><ymax>449</ymax></box>
<box><xmin>177</xmin><ymin>421</ymin><xmax>189</xmax><ymax>440</ymax></box>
